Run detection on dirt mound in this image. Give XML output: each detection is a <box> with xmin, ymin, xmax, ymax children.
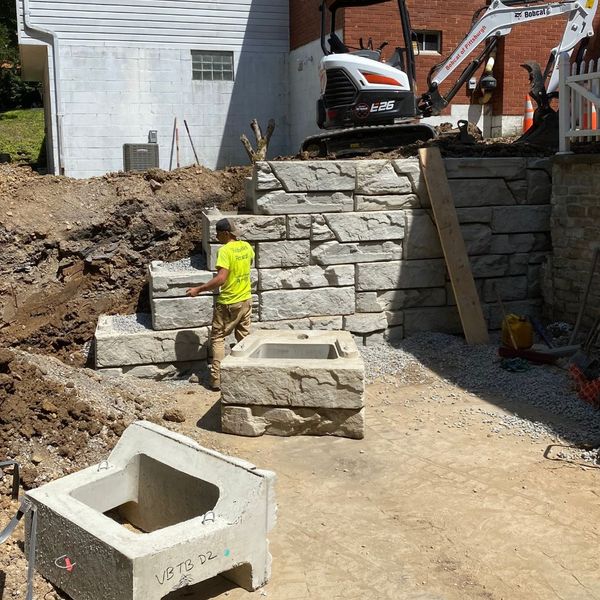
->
<box><xmin>0</xmin><ymin>163</ymin><xmax>251</xmax><ymax>363</ymax></box>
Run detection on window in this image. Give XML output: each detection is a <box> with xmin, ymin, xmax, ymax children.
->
<box><xmin>191</xmin><ymin>50</ymin><xmax>234</xmax><ymax>81</ymax></box>
<box><xmin>415</xmin><ymin>31</ymin><xmax>441</xmax><ymax>53</ymax></box>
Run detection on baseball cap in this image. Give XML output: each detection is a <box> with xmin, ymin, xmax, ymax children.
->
<box><xmin>215</xmin><ymin>218</ymin><xmax>241</xmax><ymax>238</ymax></box>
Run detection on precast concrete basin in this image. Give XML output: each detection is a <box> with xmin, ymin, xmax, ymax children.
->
<box><xmin>221</xmin><ymin>331</ymin><xmax>366</xmax><ymax>438</ymax></box>
<box><xmin>25</xmin><ymin>421</ymin><xmax>276</xmax><ymax>600</ymax></box>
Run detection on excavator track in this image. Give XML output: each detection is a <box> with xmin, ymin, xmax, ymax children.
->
<box><xmin>300</xmin><ymin>123</ymin><xmax>437</xmax><ymax>157</ymax></box>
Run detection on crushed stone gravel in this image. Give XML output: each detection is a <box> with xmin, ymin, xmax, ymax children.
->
<box><xmin>360</xmin><ymin>332</ymin><xmax>600</xmax><ymax>450</ymax></box>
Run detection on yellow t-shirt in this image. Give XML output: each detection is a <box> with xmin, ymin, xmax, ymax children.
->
<box><xmin>215</xmin><ymin>240</ymin><xmax>254</xmax><ymax>305</ymax></box>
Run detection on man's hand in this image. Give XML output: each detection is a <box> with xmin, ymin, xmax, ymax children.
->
<box><xmin>186</xmin><ymin>286</ymin><xmax>203</xmax><ymax>297</ymax></box>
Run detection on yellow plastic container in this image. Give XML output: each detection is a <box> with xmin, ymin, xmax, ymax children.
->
<box><xmin>501</xmin><ymin>314</ymin><xmax>533</xmax><ymax>349</ymax></box>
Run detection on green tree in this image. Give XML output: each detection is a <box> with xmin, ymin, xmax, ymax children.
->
<box><xmin>0</xmin><ymin>0</ymin><xmax>41</xmax><ymax>112</ymax></box>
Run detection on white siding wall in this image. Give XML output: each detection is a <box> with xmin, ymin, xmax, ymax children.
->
<box><xmin>19</xmin><ymin>0</ymin><xmax>288</xmax><ymax>52</ymax></box>
<box><xmin>18</xmin><ymin>0</ymin><xmax>289</xmax><ymax>177</ymax></box>
<box><xmin>289</xmin><ymin>37</ymin><xmax>323</xmax><ymax>152</ymax></box>
<box><xmin>59</xmin><ymin>45</ymin><xmax>289</xmax><ymax>177</ymax></box>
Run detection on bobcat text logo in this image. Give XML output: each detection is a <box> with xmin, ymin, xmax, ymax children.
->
<box><xmin>371</xmin><ymin>101</ymin><xmax>395</xmax><ymax>112</ymax></box>
<box><xmin>514</xmin><ymin>8</ymin><xmax>548</xmax><ymax>18</ymax></box>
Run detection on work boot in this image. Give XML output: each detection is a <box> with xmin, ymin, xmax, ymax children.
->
<box><xmin>210</xmin><ymin>379</ymin><xmax>221</xmax><ymax>392</ymax></box>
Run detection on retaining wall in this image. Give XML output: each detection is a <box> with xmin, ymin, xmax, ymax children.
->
<box><xmin>205</xmin><ymin>157</ymin><xmax>552</xmax><ymax>346</ymax></box>
<box><xmin>544</xmin><ymin>155</ymin><xmax>600</xmax><ymax>331</ymax></box>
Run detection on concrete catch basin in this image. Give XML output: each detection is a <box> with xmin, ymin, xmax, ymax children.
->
<box><xmin>221</xmin><ymin>330</ymin><xmax>365</xmax><ymax>439</ymax></box>
<box><xmin>25</xmin><ymin>421</ymin><xmax>276</xmax><ymax>600</ymax></box>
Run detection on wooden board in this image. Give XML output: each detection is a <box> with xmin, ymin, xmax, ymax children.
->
<box><xmin>419</xmin><ymin>147</ymin><xmax>489</xmax><ymax>345</ymax></box>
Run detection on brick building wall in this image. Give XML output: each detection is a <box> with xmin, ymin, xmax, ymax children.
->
<box><xmin>289</xmin><ymin>0</ymin><xmax>583</xmax><ymax>116</ymax></box>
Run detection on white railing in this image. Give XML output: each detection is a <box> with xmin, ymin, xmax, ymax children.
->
<box><xmin>559</xmin><ymin>51</ymin><xmax>600</xmax><ymax>153</ymax></box>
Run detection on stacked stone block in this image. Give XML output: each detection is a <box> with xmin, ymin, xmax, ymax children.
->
<box><xmin>210</xmin><ymin>157</ymin><xmax>552</xmax><ymax>346</ymax></box>
<box><xmin>96</xmin><ymin>156</ymin><xmax>553</xmax><ymax>379</ymax></box>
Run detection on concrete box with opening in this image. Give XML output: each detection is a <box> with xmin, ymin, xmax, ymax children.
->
<box><xmin>221</xmin><ymin>330</ymin><xmax>365</xmax><ymax>438</ymax></box>
<box><xmin>25</xmin><ymin>421</ymin><xmax>276</xmax><ymax>600</ymax></box>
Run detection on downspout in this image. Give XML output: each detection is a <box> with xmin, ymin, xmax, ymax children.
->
<box><xmin>22</xmin><ymin>0</ymin><xmax>64</xmax><ymax>174</ymax></box>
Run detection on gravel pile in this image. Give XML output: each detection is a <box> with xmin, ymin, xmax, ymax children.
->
<box><xmin>151</xmin><ymin>254</ymin><xmax>206</xmax><ymax>273</ymax></box>
<box><xmin>360</xmin><ymin>332</ymin><xmax>600</xmax><ymax>446</ymax></box>
<box><xmin>110</xmin><ymin>313</ymin><xmax>153</xmax><ymax>333</ymax></box>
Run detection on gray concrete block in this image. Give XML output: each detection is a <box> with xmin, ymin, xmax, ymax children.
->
<box><xmin>26</xmin><ymin>421</ymin><xmax>276</xmax><ymax>600</ymax></box>
<box><xmin>461</xmin><ymin>224</ymin><xmax>493</xmax><ymax>255</ymax></box>
<box><xmin>489</xmin><ymin>233</ymin><xmax>551</xmax><ymax>254</ymax></box>
<box><xmin>221</xmin><ymin>330</ymin><xmax>364</xmax><ymax>411</ymax></box>
<box><xmin>260</xmin><ymin>287</ymin><xmax>355</xmax><ymax>321</ymax></box>
<box><xmin>221</xmin><ymin>405</ymin><xmax>365</xmax><ymax>439</ymax></box>
<box><xmin>268</xmin><ymin>160</ymin><xmax>357</xmax><ymax>191</ymax></box>
<box><xmin>356</xmin><ymin>259</ymin><xmax>446</xmax><ymax>291</ymax></box>
<box><xmin>254</xmin><ymin>190</ymin><xmax>354</xmax><ymax>214</ymax></box>
<box><xmin>444</xmin><ymin>158</ymin><xmax>527</xmax><ymax>180</ymax></box>
<box><xmin>148</xmin><ymin>258</ymin><xmax>213</xmax><ymax>299</ymax></box>
<box><xmin>355</xmin><ymin>193</ymin><xmax>419</xmax><ymax>211</ymax></box>
<box><xmin>455</xmin><ymin>207</ymin><xmax>493</xmax><ymax>224</ymax></box>
<box><xmin>403</xmin><ymin>306</ymin><xmax>463</xmax><ymax>336</ymax></box>
<box><xmin>482</xmin><ymin>276</ymin><xmax>528</xmax><ymax>302</ymax></box>
<box><xmin>324</xmin><ymin>211</ymin><xmax>405</xmax><ymax>242</ymax></box>
<box><xmin>253</xmin><ymin>161</ymin><xmax>283</xmax><ymax>191</ymax></box>
<box><xmin>392</xmin><ymin>158</ymin><xmax>430</xmax><ymax>205</ymax></box>
<box><xmin>311</xmin><ymin>240</ymin><xmax>403</xmax><ymax>265</ymax></box>
<box><xmin>491</xmin><ymin>205</ymin><xmax>551</xmax><ymax>233</ymax></box>
<box><xmin>356</xmin><ymin>160</ymin><xmax>413</xmax><ymax>194</ymax></box>
<box><xmin>151</xmin><ymin>296</ymin><xmax>214</xmax><ymax>330</ymax></box>
<box><xmin>287</xmin><ymin>214</ymin><xmax>311</xmax><ymax>239</ymax></box>
<box><xmin>95</xmin><ymin>314</ymin><xmax>210</xmax><ymax>367</ymax></box>
<box><xmin>98</xmin><ymin>361</ymin><xmax>204</xmax><ymax>381</ymax></box>
<box><xmin>356</xmin><ymin>289</ymin><xmax>446</xmax><ymax>312</ymax></box>
<box><xmin>404</xmin><ymin>210</ymin><xmax>443</xmax><ymax>259</ymax></box>
<box><xmin>258</xmin><ymin>264</ymin><xmax>354</xmax><ymax>291</ymax></box>
<box><xmin>448</xmin><ymin>179</ymin><xmax>516</xmax><ymax>207</ymax></box>
<box><xmin>311</xmin><ymin>215</ymin><xmax>336</xmax><ymax>241</ymax></box>
<box><xmin>256</xmin><ymin>240</ymin><xmax>310</xmax><ymax>268</ymax></box>
<box><xmin>343</xmin><ymin>312</ymin><xmax>388</xmax><ymax>334</ymax></box>
<box><xmin>202</xmin><ymin>211</ymin><xmax>286</xmax><ymax>246</ymax></box>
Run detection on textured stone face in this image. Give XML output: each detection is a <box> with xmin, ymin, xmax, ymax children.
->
<box><xmin>254</xmin><ymin>316</ymin><xmax>343</xmax><ymax>330</ymax></box>
<box><xmin>260</xmin><ymin>287</ymin><xmax>355</xmax><ymax>320</ymax></box>
<box><xmin>221</xmin><ymin>364</ymin><xmax>364</xmax><ymax>409</ymax></box>
<box><xmin>287</xmin><ymin>214</ymin><xmax>311</xmax><ymax>239</ymax></box>
<box><xmin>149</xmin><ymin>260</ymin><xmax>213</xmax><ymax>298</ymax></box>
<box><xmin>253</xmin><ymin>161</ymin><xmax>283</xmax><ymax>191</ymax></box>
<box><xmin>356</xmin><ymin>161</ymin><xmax>413</xmax><ymax>194</ymax></box>
<box><xmin>355</xmin><ymin>288</ymin><xmax>446</xmax><ymax>312</ymax></box>
<box><xmin>269</xmin><ymin>161</ymin><xmax>357</xmax><ymax>191</ymax></box>
<box><xmin>355</xmin><ymin>194</ymin><xmax>419</xmax><ymax>211</ymax></box>
<box><xmin>95</xmin><ymin>315</ymin><xmax>210</xmax><ymax>367</ymax></box>
<box><xmin>448</xmin><ymin>179</ymin><xmax>516</xmax><ymax>207</ymax></box>
<box><xmin>343</xmin><ymin>312</ymin><xmax>387</xmax><ymax>334</ymax></box>
<box><xmin>256</xmin><ymin>240</ymin><xmax>311</xmax><ymax>268</ymax></box>
<box><xmin>356</xmin><ymin>259</ymin><xmax>446</xmax><ymax>291</ymax></box>
<box><xmin>151</xmin><ymin>296</ymin><xmax>214</xmax><ymax>330</ymax></box>
<box><xmin>311</xmin><ymin>240</ymin><xmax>403</xmax><ymax>265</ymax></box>
<box><xmin>202</xmin><ymin>212</ymin><xmax>286</xmax><ymax>244</ymax></box>
<box><xmin>324</xmin><ymin>211</ymin><xmax>405</xmax><ymax>242</ymax></box>
<box><xmin>491</xmin><ymin>205</ymin><xmax>551</xmax><ymax>233</ymax></box>
<box><xmin>393</xmin><ymin>158</ymin><xmax>430</xmax><ymax>204</ymax></box>
<box><xmin>258</xmin><ymin>265</ymin><xmax>355</xmax><ymax>291</ymax></box>
<box><xmin>311</xmin><ymin>215</ymin><xmax>336</xmax><ymax>241</ymax></box>
<box><xmin>444</xmin><ymin>158</ymin><xmax>527</xmax><ymax>180</ymax></box>
<box><xmin>254</xmin><ymin>190</ymin><xmax>354</xmax><ymax>215</ymax></box>
<box><xmin>403</xmin><ymin>210</ymin><xmax>443</xmax><ymax>259</ymax></box>
<box><xmin>221</xmin><ymin>406</ymin><xmax>365</xmax><ymax>439</ymax></box>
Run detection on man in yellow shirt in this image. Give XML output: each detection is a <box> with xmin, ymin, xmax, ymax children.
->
<box><xmin>187</xmin><ymin>218</ymin><xmax>254</xmax><ymax>390</ymax></box>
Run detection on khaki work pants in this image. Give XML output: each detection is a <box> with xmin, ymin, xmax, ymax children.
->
<box><xmin>210</xmin><ymin>298</ymin><xmax>252</xmax><ymax>387</ymax></box>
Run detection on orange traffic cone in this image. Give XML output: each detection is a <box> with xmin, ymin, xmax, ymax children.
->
<box><xmin>582</xmin><ymin>104</ymin><xmax>598</xmax><ymax>130</ymax></box>
<box><xmin>523</xmin><ymin>95</ymin><xmax>534</xmax><ymax>133</ymax></box>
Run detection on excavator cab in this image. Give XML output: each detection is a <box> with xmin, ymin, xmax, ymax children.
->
<box><xmin>304</xmin><ymin>0</ymin><xmax>435</xmax><ymax>156</ymax></box>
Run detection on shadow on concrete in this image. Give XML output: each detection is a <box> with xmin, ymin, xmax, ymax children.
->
<box><xmin>196</xmin><ymin>400</ymin><xmax>222</xmax><ymax>433</ymax></box>
<box><xmin>383</xmin><ymin>331</ymin><xmax>600</xmax><ymax>449</ymax></box>
<box><xmin>215</xmin><ymin>0</ymin><xmax>289</xmax><ymax>168</ymax></box>
<box><xmin>0</xmin><ymin>572</ymin><xmax>5</xmax><ymax>599</ymax></box>
<box><xmin>163</xmin><ymin>574</ymin><xmax>237</xmax><ymax>599</ymax></box>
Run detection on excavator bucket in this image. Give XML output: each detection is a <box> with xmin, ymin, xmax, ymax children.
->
<box><xmin>515</xmin><ymin>61</ymin><xmax>559</xmax><ymax>148</ymax></box>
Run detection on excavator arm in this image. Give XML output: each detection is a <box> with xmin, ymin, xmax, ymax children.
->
<box><xmin>419</xmin><ymin>0</ymin><xmax>598</xmax><ymax>116</ymax></box>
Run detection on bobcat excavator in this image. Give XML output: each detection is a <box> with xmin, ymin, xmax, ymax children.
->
<box><xmin>301</xmin><ymin>0</ymin><xmax>598</xmax><ymax>156</ymax></box>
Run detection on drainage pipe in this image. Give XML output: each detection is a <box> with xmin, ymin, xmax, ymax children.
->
<box><xmin>22</xmin><ymin>0</ymin><xmax>64</xmax><ymax>174</ymax></box>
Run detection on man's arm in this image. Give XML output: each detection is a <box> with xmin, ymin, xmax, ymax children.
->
<box><xmin>186</xmin><ymin>268</ymin><xmax>229</xmax><ymax>297</ymax></box>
